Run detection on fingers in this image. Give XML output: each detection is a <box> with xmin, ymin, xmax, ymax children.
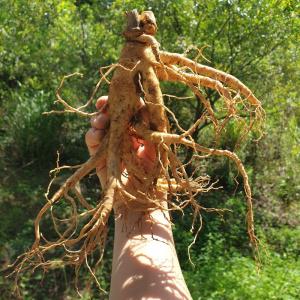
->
<box><xmin>86</xmin><ymin>96</ymin><xmax>110</xmax><ymax>152</ymax></box>
<box><xmin>86</xmin><ymin>95</ymin><xmax>156</xmax><ymax>185</ymax></box>
<box><xmin>90</xmin><ymin>113</ymin><xmax>109</xmax><ymax>130</ymax></box>
<box><xmin>85</xmin><ymin>96</ymin><xmax>110</xmax><ymax>187</ymax></box>
<box><xmin>85</xmin><ymin>128</ymin><xmax>106</xmax><ymax>156</ymax></box>
<box><xmin>136</xmin><ymin>140</ymin><xmax>156</xmax><ymax>171</ymax></box>
<box><xmin>95</xmin><ymin>95</ymin><xmax>109</xmax><ymax>112</ymax></box>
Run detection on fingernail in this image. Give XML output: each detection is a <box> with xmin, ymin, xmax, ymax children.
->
<box><xmin>95</xmin><ymin>96</ymin><xmax>108</xmax><ymax>110</ymax></box>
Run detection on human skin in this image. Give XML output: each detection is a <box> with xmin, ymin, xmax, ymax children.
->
<box><xmin>85</xmin><ymin>96</ymin><xmax>192</xmax><ymax>300</ymax></box>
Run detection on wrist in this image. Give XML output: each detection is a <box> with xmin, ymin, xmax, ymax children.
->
<box><xmin>110</xmin><ymin>195</ymin><xmax>192</xmax><ymax>300</ymax></box>
<box><xmin>114</xmin><ymin>199</ymin><xmax>172</xmax><ymax>239</ymax></box>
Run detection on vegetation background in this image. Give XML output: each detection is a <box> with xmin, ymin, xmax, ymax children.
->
<box><xmin>0</xmin><ymin>0</ymin><xmax>299</xmax><ymax>299</ymax></box>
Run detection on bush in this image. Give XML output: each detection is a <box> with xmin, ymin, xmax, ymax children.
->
<box><xmin>3</xmin><ymin>90</ymin><xmax>64</xmax><ymax>167</ymax></box>
<box><xmin>184</xmin><ymin>233</ymin><xmax>300</xmax><ymax>300</ymax></box>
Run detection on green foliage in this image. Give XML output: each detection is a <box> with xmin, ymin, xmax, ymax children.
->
<box><xmin>266</xmin><ymin>227</ymin><xmax>300</xmax><ymax>259</ymax></box>
<box><xmin>3</xmin><ymin>91</ymin><xmax>64</xmax><ymax>166</ymax></box>
<box><xmin>181</xmin><ymin>231</ymin><xmax>300</xmax><ymax>300</ymax></box>
<box><xmin>186</xmin><ymin>249</ymin><xmax>300</xmax><ymax>300</ymax></box>
<box><xmin>0</xmin><ymin>0</ymin><xmax>299</xmax><ymax>298</ymax></box>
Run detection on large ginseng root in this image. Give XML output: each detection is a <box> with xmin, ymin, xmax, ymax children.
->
<box><xmin>8</xmin><ymin>9</ymin><xmax>264</xmax><ymax>292</ymax></box>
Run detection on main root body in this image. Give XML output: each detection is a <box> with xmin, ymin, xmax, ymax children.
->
<box><xmin>9</xmin><ymin>9</ymin><xmax>264</xmax><ymax>292</ymax></box>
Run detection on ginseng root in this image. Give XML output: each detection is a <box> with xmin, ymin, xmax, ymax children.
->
<box><xmin>8</xmin><ymin>9</ymin><xmax>264</xmax><ymax>293</ymax></box>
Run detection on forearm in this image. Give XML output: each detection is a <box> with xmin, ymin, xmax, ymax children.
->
<box><xmin>86</xmin><ymin>98</ymin><xmax>191</xmax><ymax>299</ymax></box>
<box><xmin>109</xmin><ymin>198</ymin><xmax>192</xmax><ymax>300</ymax></box>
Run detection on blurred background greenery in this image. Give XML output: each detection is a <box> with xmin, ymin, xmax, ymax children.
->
<box><xmin>0</xmin><ymin>0</ymin><xmax>299</xmax><ymax>299</ymax></box>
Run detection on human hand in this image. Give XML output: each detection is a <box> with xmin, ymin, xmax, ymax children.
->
<box><xmin>85</xmin><ymin>98</ymin><xmax>192</xmax><ymax>300</ymax></box>
<box><xmin>85</xmin><ymin>96</ymin><xmax>157</xmax><ymax>188</ymax></box>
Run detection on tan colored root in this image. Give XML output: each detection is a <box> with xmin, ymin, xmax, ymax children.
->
<box><xmin>156</xmin><ymin>62</ymin><xmax>264</xmax><ymax>140</ymax></box>
<box><xmin>7</xmin><ymin>136</ymin><xmax>109</xmax><ymax>287</ymax></box>
<box><xmin>134</xmin><ymin>124</ymin><xmax>257</xmax><ymax>249</ymax></box>
<box><xmin>43</xmin><ymin>62</ymin><xmax>141</xmax><ymax>117</ymax></box>
<box><xmin>43</xmin><ymin>72</ymin><xmax>96</xmax><ymax>118</ymax></box>
<box><xmin>10</xmin><ymin>10</ymin><xmax>264</xmax><ymax>293</ymax></box>
<box><xmin>157</xmin><ymin>66</ymin><xmax>219</xmax><ymax>126</ymax></box>
<box><xmin>160</xmin><ymin>51</ymin><xmax>261</xmax><ymax>106</ymax></box>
